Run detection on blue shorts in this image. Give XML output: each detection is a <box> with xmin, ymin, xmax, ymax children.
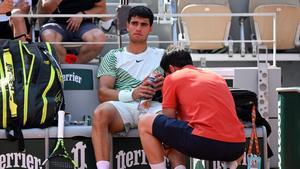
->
<box><xmin>40</xmin><ymin>21</ymin><xmax>99</xmax><ymax>42</ymax></box>
<box><xmin>152</xmin><ymin>115</ymin><xmax>245</xmax><ymax>161</ymax></box>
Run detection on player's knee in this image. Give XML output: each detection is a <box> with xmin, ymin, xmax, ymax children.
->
<box><xmin>92</xmin><ymin>105</ymin><xmax>111</xmax><ymax>126</ymax></box>
<box><xmin>138</xmin><ymin>114</ymin><xmax>152</xmax><ymax>134</ymax></box>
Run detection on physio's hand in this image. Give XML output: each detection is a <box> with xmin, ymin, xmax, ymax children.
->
<box><xmin>0</xmin><ymin>0</ymin><xmax>13</xmax><ymax>14</ymax></box>
<box><xmin>66</xmin><ymin>12</ymin><xmax>83</xmax><ymax>32</ymax></box>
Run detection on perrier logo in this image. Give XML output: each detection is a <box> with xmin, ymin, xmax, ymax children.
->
<box><xmin>62</xmin><ymin>69</ymin><xmax>94</xmax><ymax>90</ymax></box>
<box><xmin>63</xmin><ymin>72</ymin><xmax>82</xmax><ymax>84</ymax></box>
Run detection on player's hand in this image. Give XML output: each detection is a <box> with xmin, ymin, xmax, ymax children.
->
<box><xmin>66</xmin><ymin>12</ymin><xmax>83</xmax><ymax>32</ymax></box>
<box><xmin>132</xmin><ymin>81</ymin><xmax>156</xmax><ymax>100</ymax></box>
<box><xmin>151</xmin><ymin>73</ymin><xmax>164</xmax><ymax>91</ymax></box>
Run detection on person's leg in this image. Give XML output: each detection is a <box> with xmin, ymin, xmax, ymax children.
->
<box><xmin>138</xmin><ymin>114</ymin><xmax>166</xmax><ymax>169</ymax></box>
<box><xmin>10</xmin><ymin>6</ymin><xmax>29</xmax><ymax>41</ymax></box>
<box><xmin>165</xmin><ymin>148</ymin><xmax>186</xmax><ymax>169</ymax></box>
<box><xmin>92</xmin><ymin>102</ymin><xmax>125</xmax><ymax>169</ymax></box>
<box><xmin>0</xmin><ymin>0</ymin><xmax>13</xmax><ymax>14</ymax></box>
<box><xmin>77</xmin><ymin>24</ymin><xmax>106</xmax><ymax>63</ymax></box>
<box><xmin>140</xmin><ymin>114</ymin><xmax>193</xmax><ymax>168</ymax></box>
<box><xmin>40</xmin><ymin>24</ymin><xmax>67</xmax><ymax>63</ymax></box>
<box><xmin>140</xmin><ymin>114</ymin><xmax>245</xmax><ymax>169</ymax></box>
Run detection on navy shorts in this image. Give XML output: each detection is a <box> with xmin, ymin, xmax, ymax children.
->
<box><xmin>41</xmin><ymin>21</ymin><xmax>99</xmax><ymax>42</ymax></box>
<box><xmin>152</xmin><ymin>115</ymin><xmax>245</xmax><ymax>161</ymax></box>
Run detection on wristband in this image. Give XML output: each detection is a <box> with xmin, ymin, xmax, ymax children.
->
<box><xmin>118</xmin><ymin>90</ymin><xmax>134</xmax><ymax>102</ymax></box>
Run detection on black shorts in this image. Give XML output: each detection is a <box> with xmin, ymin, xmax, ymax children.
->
<box><xmin>152</xmin><ymin>115</ymin><xmax>245</xmax><ymax>161</ymax></box>
<box><xmin>0</xmin><ymin>21</ymin><xmax>13</xmax><ymax>39</ymax></box>
<box><xmin>40</xmin><ymin>21</ymin><xmax>98</xmax><ymax>42</ymax></box>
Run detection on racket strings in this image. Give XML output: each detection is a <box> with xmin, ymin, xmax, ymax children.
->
<box><xmin>48</xmin><ymin>156</ymin><xmax>75</xmax><ymax>169</ymax></box>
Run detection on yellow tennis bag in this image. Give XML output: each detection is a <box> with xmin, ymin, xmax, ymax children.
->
<box><xmin>0</xmin><ymin>39</ymin><xmax>64</xmax><ymax>151</ymax></box>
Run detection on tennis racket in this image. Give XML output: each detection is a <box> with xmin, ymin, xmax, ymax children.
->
<box><xmin>42</xmin><ymin>110</ymin><xmax>78</xmax><ymax>169</ymax></box>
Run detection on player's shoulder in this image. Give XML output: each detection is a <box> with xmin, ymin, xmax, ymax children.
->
<box><xmin>148</xmin><ymin>47</ymin><xmax>165</xmax><ymax>57</ymax></box>
<box><xmin>104</xmin><ymin>48</ymin><xmax>125</xmax><ymax>58</ymax></box>
<box><xmin>108</xmin><ymin>48</ymin><xmax>125</xmax><ymax>55</ymax></box>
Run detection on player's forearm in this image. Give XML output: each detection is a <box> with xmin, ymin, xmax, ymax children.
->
<box><xmin>41</xmin><ymin>0</ymin><xmax>62</xmax><ymax>13</ymax></box>
<box><xmin>98</xmin><ymin>87</ymin><xmax>119</xmax><ymax>103</ymax></box>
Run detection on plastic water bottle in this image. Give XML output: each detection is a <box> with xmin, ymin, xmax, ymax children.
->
<box><xmin>64</xmin><ymin>112</ymin><xmax>72</xmax><ymax>126</ymax></box>
<box><xmin>138</xmin><ymin>72</ymin><xmax>157</xmax><ymax>115</ymax></box>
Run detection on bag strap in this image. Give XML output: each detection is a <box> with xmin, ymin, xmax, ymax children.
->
<box><xmin>13</xmin><ymin>34</ymin><xmax>32</xmax><ymax>42</ymax></box>
<box><xmin>3</xmin><ymin>48</ymin><xmax>25</xmax><ymax>152</ymax></box>
<box><xmin>247</xmin><ymin>104</ymin><xmax>261</xmax><ymax>155</ymax></box>
<box><xmin>5</xmin><ymin>118</ymin><xmax>25</xmax><ymax>152</ymax></box>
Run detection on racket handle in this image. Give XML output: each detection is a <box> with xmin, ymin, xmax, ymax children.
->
<box><xmin>57</xmin><ymin>110</ymin><xmax>65</xmax><ymax>138</ymax></box>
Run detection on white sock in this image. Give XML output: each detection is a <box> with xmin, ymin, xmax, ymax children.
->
<box><xmin>96</xmin><ymin>160</ymin><xmax>110</xmax><ymax>169</ymax></box>
<box><xmin>174</xmin><ymin>165</ymin><xmax>186</xmax><ymax>169</ymax></box>
<box><xmin>149</xmin><ymin>161</ymin><xmax>166</xmax><ymax>169</ymax></box>
<box><xmin>101</xmin><ymin>19</ymin><xmax>114</xmax><ymax>30</ymax></box>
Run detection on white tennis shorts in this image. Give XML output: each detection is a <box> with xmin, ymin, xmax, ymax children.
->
<box><xmin>107</xmin><ymin>100</ymin><xmax>162</xmax><ymax>134</ymax></box>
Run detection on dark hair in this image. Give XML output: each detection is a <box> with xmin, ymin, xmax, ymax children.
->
<box><xmin>160</xmin><ymin>45</ymin><xmax>193</xmax><ymax>72</ymax></box>
<box><xmin>127</xmin><ymin>6</ymin><xmax>154</xmax><ymax>26</ymax></box>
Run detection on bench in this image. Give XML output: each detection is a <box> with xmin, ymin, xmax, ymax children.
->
<box><xmin>0</xmin><ymin>126</ymin><xmax>267</xmax><ymax>169</ymax></box>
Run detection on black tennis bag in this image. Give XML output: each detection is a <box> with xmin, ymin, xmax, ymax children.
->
<box><xmin>230</xmin><ymin>88</ymin><xmax>273</xmax><ymax>158</ymax></box>
<box><xmin>230</xmin><ymin>89</ymin><xmax>271</xmax><ymax>133</ymax></box>
<box><xmin>0</xmin><ymin>39</ymin><xmax>64</xmax><ymax>151</ymax></box>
